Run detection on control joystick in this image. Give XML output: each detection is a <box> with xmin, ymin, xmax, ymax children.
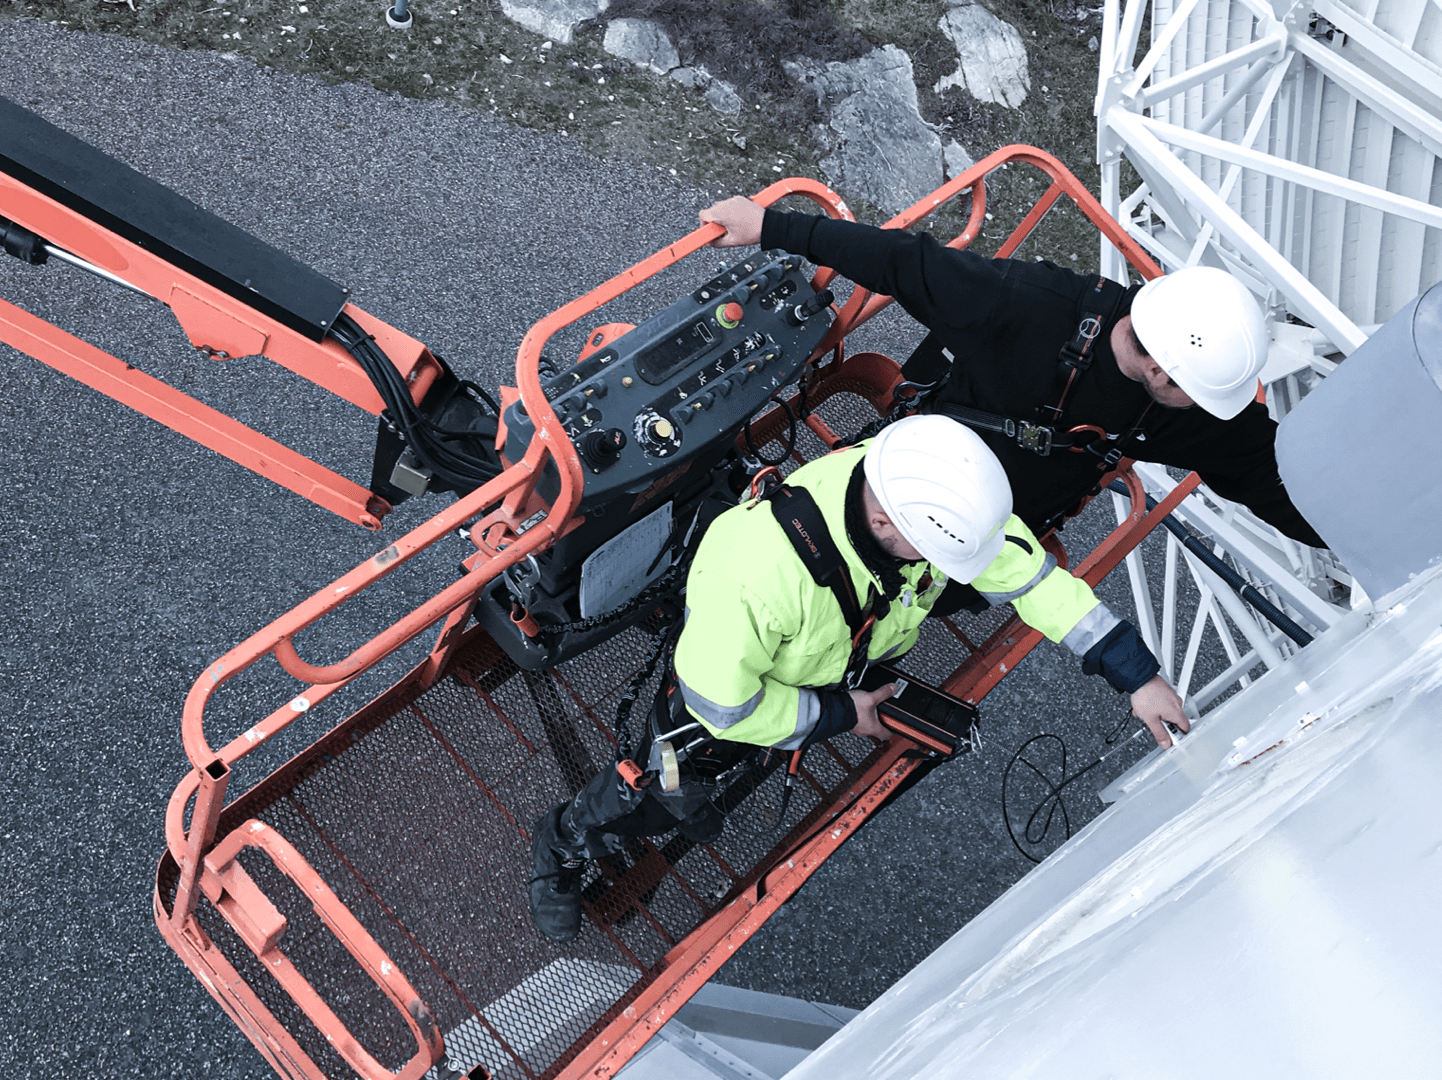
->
<box><xmin>785</xmin><ymin>288</ymin><xmax>836</xmax><ymax>326</ymax></box>
<box><xmin>579</xmin><ymin>427</ymin><xmax>627</xmax><ymax>472</ymax></box>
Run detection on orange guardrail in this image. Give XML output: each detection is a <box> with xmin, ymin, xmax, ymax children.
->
<box><xmin>153</xmin><ymin>149</ymin><xmax>1179</xmax><ymax>1080</ymax></box>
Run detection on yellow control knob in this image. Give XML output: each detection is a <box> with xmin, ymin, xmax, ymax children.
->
<box><xmin>652</xmin><ymin>418</ymin><xmax>673</xmax><ymax>439</ymax></box>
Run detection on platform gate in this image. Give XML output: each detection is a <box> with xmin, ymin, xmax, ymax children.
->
<box><xmin>155</xmin><ymin>150</ymin><xmax>1198</xmax><ymax>1080</ymax></box>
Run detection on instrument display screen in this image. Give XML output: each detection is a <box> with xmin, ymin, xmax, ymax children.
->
<box><xmin>634</xmin><ymin>318</ymin><xmax>716</xmax><ymax>385</ymax></box>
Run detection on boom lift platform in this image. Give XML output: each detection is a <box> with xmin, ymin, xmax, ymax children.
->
<box><xmin>1</xmin><ymin>95</ymin><xmax>1214</xmax><ymax>1080</ymax></box>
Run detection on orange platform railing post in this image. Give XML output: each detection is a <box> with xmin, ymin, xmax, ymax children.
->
<box><xmin>146</xmin><ymin>150</ymin><xmax>1196</xmax><ymax>1080</ymax></box>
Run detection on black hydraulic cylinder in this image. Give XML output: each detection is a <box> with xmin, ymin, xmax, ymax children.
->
<box><xmin>1108</xmin><ymin>480</ymin><xmax>1313</xmax><ymax>647</ymax></box>
<box><xmin>0</xmin><ymin>214</ymin><xmax>48</xmax><ymax>263</ymax></box>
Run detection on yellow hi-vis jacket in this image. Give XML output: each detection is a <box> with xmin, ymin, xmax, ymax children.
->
<box><xmin>672</xmin><ymin>443</ymin><xmax>1123</xmax><ymax>749</ymax></box>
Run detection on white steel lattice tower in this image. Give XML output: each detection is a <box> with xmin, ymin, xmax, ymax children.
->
<box><xmin>1091</xmin><ymin>0</ymin><xmax>1442</xmax><ymax>713</ymax></box>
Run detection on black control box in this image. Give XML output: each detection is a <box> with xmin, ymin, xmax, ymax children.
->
<box><xmin>859</xmin><ymin>664</ymin><xmax>980</xmax><ymax>758</ymax></box>
<box><xmin>501</xmin><ymin>252</ymin><xmax>832</xmax><ymax>511</ymax></box>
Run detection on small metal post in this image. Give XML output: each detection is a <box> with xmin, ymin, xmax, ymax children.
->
<box><xmin>171</xmin><ymin>757</ymin><xmax>230</xmax><ymax>925</ymax></box>
<box><xmin>386</xmin><ymin>0</ymin><xmax>413</xmax><ymax>28</ymax></box>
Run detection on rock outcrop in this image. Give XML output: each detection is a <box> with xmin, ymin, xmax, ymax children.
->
<box><xmin>935</xmin><ymin>0</ymin><xmax>1030</xmax><ymax>108</ymax></box>
<box><xmin>944</xmin><ymin>139</ymin><xmax>976</xmax><ymax>179</ymax></box>
<box><xmin>602</xmin><ymin>18</ymin><xmax>679</xmax><ymax>76</ymax></box>
<box><xmin>498</xmin><ymin>0</ymin><xmax>607</xmax><ymax>46</ymax></box>
<box><xmin>703</xmin><ymin>79</ymin><xmax>742</xmax><ymax>116</ymax></box>
<box><xmin>786</xmin><ymin>45</ymin><xmax>944</xmax><ymax>215</ymax></box>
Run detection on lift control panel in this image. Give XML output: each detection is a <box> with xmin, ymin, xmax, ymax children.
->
<box><xmin>502</xmin><ymin>251</ymin><xmax>833</xmax><ymax>509</ymax></box>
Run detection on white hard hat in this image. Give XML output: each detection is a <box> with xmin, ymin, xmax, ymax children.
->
<box><xmin>863</xmin><ymin>415</ymin><xmax>1013</xmax><ymax>584</ymax></box>
<box><xmin>1129</xmin><ymin>266</ymin><xmax>1268</xmax><ymax>420</ymax></box>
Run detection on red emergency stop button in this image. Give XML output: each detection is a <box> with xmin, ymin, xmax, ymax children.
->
<box><xmin>717</xmin><ymin>301</ymin><xmax>744</xmax><ymax>329</ymax></box>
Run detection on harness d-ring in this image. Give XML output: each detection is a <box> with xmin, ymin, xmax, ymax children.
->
<box><xmin>1064</xmin><ymin>424</ymin><xmax>1109</xmax><ymax>453</ymax></box>
<box><xmin>748</xmin><ymin>465</ymin><xmax>784</xmax><ymax>502</ymax></box>
<box><xmin>851</xmin><ymin>612</ymin><xmax>878</xmax><ymax>652</ymax></box>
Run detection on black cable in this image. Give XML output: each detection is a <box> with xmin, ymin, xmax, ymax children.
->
<box><xmin>1107</xmin><ymin>481</ymin><xmax>1314</xmax><ymax>646</ymax></box>
<box><xmin>708</xmin><ymin>750</ymin><xmax>789</xmax><ymax>840</ymax></box>
<box><xmin>1002</xmin><ymin>721</ymin><xmax>1150</xmax><ymax>863</ymax></box>
<box><xmin>1003</xmin><ymin>734</ymin><xmax>1097</xmax><ymax>861</ymax></box>
<box><xmin>329</xmin><ymin>312</ymin><xmax>503</xmax><ymax>491</ymax></box>
<box><xmin>743</xmin><ymin>395</ymin><xmax>797</xmax><ymax>467</ymax></box>
<box><xmin>611</xmin><ymin>616</ymin><xmax>680</xmax><ymax>759</ymax></box>
<box><xmin>530</xmin><ymin>552</ymin><xmax>688</xmax><ymax>645</ymax></box>
<box><xmin>457</xmin><ymin>379</ymin><xmax>502</xmax><ymax>419</ymax></box>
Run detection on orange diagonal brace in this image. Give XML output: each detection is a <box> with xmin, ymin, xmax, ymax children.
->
<box><xmin>0</xmin><ymin>296</ymin><xmax>387</xmax><ymax>529</ymax></box>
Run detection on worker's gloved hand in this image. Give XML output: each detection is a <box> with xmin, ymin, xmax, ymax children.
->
<box><xmin>1130</xmin><ymin>674</ymin><xmax>1189</xmax><ymax>749</ymax></box>
<box><xmin>847</xmin><ymin>682</ymin><xmax>898</xmax><ymax>741</ymax></box>
<box><xmin>699</xmin><ymin>196</ymin><xmax>765</xmax><ymax>248</ymax></box>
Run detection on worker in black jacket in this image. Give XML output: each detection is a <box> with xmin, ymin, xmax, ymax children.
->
<box><xmin>698</xmin><ymin>197</ymin><xmax>1326</xmax><ymax>554</ymax></box>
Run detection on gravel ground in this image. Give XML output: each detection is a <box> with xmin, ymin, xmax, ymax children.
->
<box><xmin>0</xmin><ymin>21</ymin><xmax>1172</xmax><ymax>1078</ymax></box>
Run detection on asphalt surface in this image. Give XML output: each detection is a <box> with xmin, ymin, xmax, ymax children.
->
<box><xmin>0</xmin><ymin>21</ymin><xmax>1174</xmax><ymax>1078</ymax></box>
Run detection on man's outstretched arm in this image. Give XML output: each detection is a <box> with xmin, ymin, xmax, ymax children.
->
<box><xmin>977</xmin><ymin>517</ymin><xmax>1190</xmax><ymax>749</ymax></box>
<box><xmin>699</xmin><ymin>196</ymin><xmax>1006</xmax><ymax>336</ymax></box>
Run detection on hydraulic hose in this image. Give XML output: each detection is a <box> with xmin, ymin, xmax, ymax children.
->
<box><xmin>1107</xmin><ymin>480</ymin><xmax>1314</xmax><ymax>647</ymax></box>
<box><xmin>328</xmin><ymin>312</ymin><xmax>502</xmax><ymax>491</ymax></box>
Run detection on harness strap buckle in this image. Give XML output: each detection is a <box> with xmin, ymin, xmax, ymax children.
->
<box><xmin>1016</xmin><ymin>421</ymin><xmax>1054</xmax><ymax>456</ymax></box>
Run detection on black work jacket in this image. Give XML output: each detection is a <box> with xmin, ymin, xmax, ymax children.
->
<box><xmin>761</xmin><ymin>211</ymin><xmax>1325</xmax><ymax>547</ymax></box>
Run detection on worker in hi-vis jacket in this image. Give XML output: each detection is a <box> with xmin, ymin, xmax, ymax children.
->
<box><xmin>527</xmin><ymin>416</ymin><xmax>1185</xmax><ymax>942</ymax></box>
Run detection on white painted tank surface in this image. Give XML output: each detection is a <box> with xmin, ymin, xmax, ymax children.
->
<box><xmin>784</xmin><ymin>562</ymin><xmax>1442</xmax><ymax>1078</ymax></box>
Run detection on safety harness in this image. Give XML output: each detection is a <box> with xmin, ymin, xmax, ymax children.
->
<box><xmin>615</xmin><ymin>473</ymin><xmax>888</xmax><ymax>791</ymax></box>
<box><xmin>766</xmin><ymin>482</ymin><xmax>891</xmax><ymax>690</ymax></box>
<box><xmin>927</xmin><ymin>274</ymin><xmax>1142</xmax><ymax>468</ymax></box>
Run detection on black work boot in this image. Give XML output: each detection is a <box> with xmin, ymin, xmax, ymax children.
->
<box><xmin>529</xmin><ymin>806</ymin><xmax>585</xmax><ymax>942</ymax></box>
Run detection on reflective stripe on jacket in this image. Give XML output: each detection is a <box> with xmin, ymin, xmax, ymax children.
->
<box><xmin>673</xmin><ymin>443</ymin><xmax>1122</xmax><ymax>749</ymax></box>
<box><xmin>976</xmin><ymin>525</ymin><xmax>1122</xmax><ymax>655</ymax></box>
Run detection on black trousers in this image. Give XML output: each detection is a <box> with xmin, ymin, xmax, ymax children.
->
<box><xmin>555</xmin><ymin>761</ymin><xmax>733</xmax><ymax>858</ymax></box>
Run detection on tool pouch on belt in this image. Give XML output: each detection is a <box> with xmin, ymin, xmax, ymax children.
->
<box><xmin>646</xmin><ymin>668</ymin><xmax>756</xmax><ymax>785</ymax></box>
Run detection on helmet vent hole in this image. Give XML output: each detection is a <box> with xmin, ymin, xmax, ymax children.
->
<box><xmin>927</xmin><ymin>514</ymin><xmax>965</xmax><ymax>546</ymax></box>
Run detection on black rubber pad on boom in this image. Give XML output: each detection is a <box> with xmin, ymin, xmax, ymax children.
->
<box><xmin>0</xmin><ymin>95</ymin><xmax>347</xmax><ymax>341</ymax></box>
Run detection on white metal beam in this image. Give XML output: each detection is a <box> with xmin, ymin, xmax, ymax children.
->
<box><xmin>1114</xmin><ymin>0</ymin><xmax>1152</xmax><ymax>80</ymax></box>
<box><xmin>1185</xmin><ymin>56</ymin><xmax>1297</xmax><ymax>265</ymax></box>
<box><xmin>1136</xmin><ymin>116</ymin><xmax>1442</xmax><ymax>229</ymax></box>
<box><xmin>1124</xmin><ymin>0</ymin><xmax>1208</xmax><ymax>93</ymax></box>
<box><xmin>1105</xmin><ymin>107</ymin><xmax>1369</xmax><ymax>351</ymax></box>
<box><xmin>1133</xmin><ymin>464</ymin><xmax>1344</xmax><ymax>631</ymax></box>
<box><xmin>1195</xmin><ymin>55</ymin><xmax>1280</xmax><ymax>136</ymax></box>
<box><xmin>1291</xmin><ymin>33</ymin><xmax>1442</xmax><ymax>160</ymax></box>
<box><xmin>1137</xmin><ymin>30</ymin><xmax>1288</xmax><ymax>111</ymax></box>
<box><xmin>1309</xmin><ymin>0</ymin><xmax>1442</xmax><ymax>115</ymax></box>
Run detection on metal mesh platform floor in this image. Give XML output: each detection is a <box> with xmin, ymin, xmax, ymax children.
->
<box><xmin>161</xmin><ymin>616</ymin><xmax>959</xmax><ymax>1080</ymax></box>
